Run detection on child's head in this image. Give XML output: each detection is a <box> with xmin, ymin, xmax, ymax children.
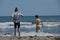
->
<box><xmin>35</xmin><ymin>15</ymin><xmax>39</xmax><ymax>18</ymax></box>
<box><xmin>15</xmin><ymin>7</ymin><xmax>18</xmax><ymax>12</ymax></box>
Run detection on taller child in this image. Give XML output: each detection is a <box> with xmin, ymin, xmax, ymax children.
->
<box><xmin>12</xmin><ymin>7</ymin><xmax>23</xmax><ymax>36</ymax></box>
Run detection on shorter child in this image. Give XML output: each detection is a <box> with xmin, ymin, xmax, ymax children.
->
<box><xmin>35</xmin><ymin>15</ymin><xmax>41</xmax><ymax>33</ymax></box>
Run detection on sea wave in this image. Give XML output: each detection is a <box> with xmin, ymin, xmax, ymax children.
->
<box><xmin>0</xmin><ymin>22</ymin><xmax>60</xmax><ymax>28</ymax></box>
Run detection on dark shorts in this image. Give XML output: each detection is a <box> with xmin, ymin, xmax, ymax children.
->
<box><xmin>14</xmin><ymin>22</ymin><xmax>20</xmax><ymax>29</ymax></box>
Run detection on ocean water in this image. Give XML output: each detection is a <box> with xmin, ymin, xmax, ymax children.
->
<box><xmin>0</xmin><ymin>16</ymin><xmax>60</xmax><ymax>36</ymax></box>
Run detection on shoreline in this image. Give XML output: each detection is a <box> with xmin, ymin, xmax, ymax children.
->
<box><xmin>0</xmin><ymin>36</ymin><xmax>60</xmax><ymax>40</ymax></box>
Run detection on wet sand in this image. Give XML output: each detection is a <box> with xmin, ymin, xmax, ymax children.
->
<box><xmin>0</xmin><ymin>36</ymin><xmax>60</xmax><ymax>40</ymax></box>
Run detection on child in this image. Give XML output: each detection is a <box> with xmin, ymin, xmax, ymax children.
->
<box><xmin>35</xmin><ymin>15</ymin><xmax>41</xmax><ymax>33</ymax></box>
<box><xmin>12</xmin><ymin>7</ymin><xmax>23</xmax><ymax>36</ymax></box>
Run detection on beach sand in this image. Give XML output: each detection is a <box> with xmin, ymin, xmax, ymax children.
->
<box><xmin>0</xmin><ymin>36</ymin><xmax>60</xmax><ymax>40</ymax></box>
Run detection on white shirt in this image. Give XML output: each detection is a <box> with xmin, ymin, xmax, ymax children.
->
<box><xmin>12</xmin><ymin>12</ymin><xmax>23</xmax><ymax>23</ymax></box>
<box><xmin>36</xmin><ymin>18</ymin><xmax>41</xmax><ymax>25</ymax></box>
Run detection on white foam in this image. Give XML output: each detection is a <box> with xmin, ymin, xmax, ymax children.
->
<box><xmin>0</xmin><ymin>22</ymin><xmax>32</xmax><ymax>26</ymax></box>
<box><xmin>43</xmin><ymin>22</ymin><xmax>60</xmax><ymax>27</ymax></box>
<box><xmin>1</xmin><ymin>31</ymin><xmax>60</xmax><ymax>36</ymax></box>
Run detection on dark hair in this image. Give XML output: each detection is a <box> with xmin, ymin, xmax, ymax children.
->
<box><xmin>15</xmin><ymin>7</ymin><xmax>18</xmax><ymax>12</ymax></box>
<box><xmin>35</xmin><ymin>15</ymin><xmax>39</xmax><ymax>18</ymax></box>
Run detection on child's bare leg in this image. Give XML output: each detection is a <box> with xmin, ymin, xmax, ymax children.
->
<box><xmin>18</xmin><ymin>28</ymin><xmax>20</xmax><ymax>36</ymax></box>
<box><xmin>36</xmin><ymin>27</ymin><xmax>38</xmax><ymax>33</ymax></box>
<box><xmin>14</xmin><ymin>28</ymin><xmax>16</xmax><ymax>36</ymax></box>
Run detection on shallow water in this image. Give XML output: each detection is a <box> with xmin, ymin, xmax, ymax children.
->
<box><xmin>0</xmin><ymin>22</ymin><xmax>60</xmax><ymax>36</ymax></box>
